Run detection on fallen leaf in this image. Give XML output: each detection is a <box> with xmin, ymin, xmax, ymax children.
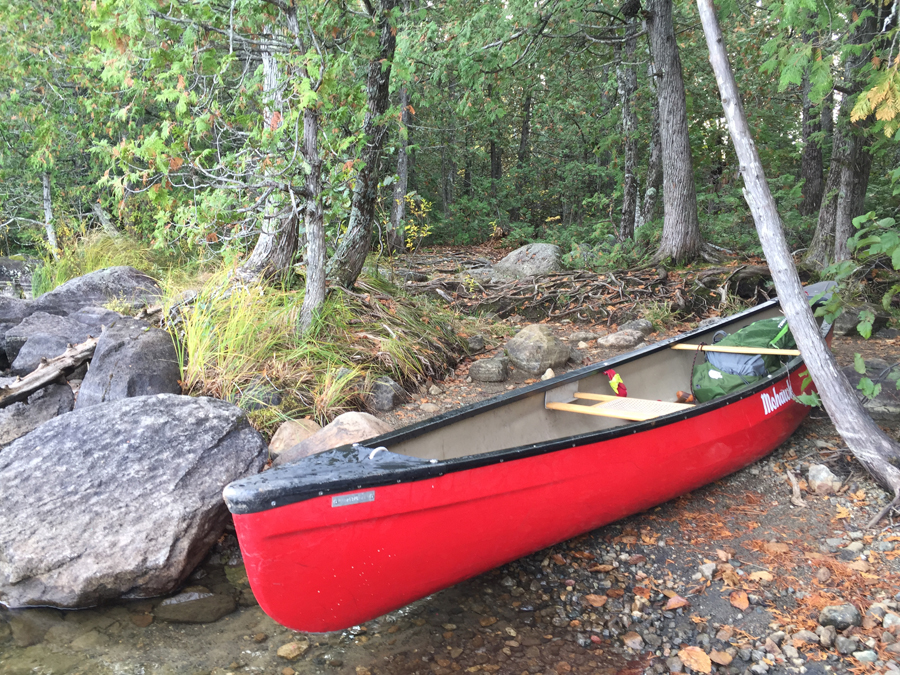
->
<box><xmin>551</xmin><ymin>554</ymin><xmax>566</xmax><ymax>565</ymax></box>
<box><xmin>730</xmin><ymin>590</ymin><xmax>750</xmax><ymax>610</ymax></box>
<box><xmin>607</xmin><ymin>589</ymin><xmax>625</xmax><ymax>598</ymax></box>
<box><xmin>749</xmin><ymin>571</ymin><xmax>774</xmax><ymax>582</ymax></box>
<box><xmin>709</xmin><ymin>650</ymin><xmax>733</xmax><ymax>666</ymax></box>
<box><xmin>661</xmin><ymin>589</ymin><xmax>678</xmax><ymax>598</ymax></box>
<box><xmin>716</xmin><ymin>549</ymin><xmax>731</xmax><ymax>562</ymax></box>
<box><xmin>588</xmin><ymin>564</ymin><xmax>614</xmax><ymax>573</ymax></box>
<box><xmin>721</xmin><ymin>569</ymin><xmax>741</xmax><ymax>587</ymax></box>
<box><xmin>634</xmin><ymin>586</ymin><xmax>651</xmax><ymax>599</ymax></box>
<box><xmin>834</xmin><ymin>505</ymin><xmax>852</xmax><ymax>520</ymax></box>
<box><xmin>678</xmin><ymin>646</ymin><xmax>712</xmax><ymax>674</ymax></box>
<box><xmin>584</xmin><ymin>594</ymin><xmax>608</xmax><ymax>608</ymax></box>
<box><xmin>848</xmin><ymin>560</ymin><xmax>871</xmax><ymax>572</ymax></box>
<box><xmin>765</xmin><ymin>542</ymin><xmax>790</xmax><ymax>554</ymax></box>
<box><xmin>665</xmin><ymin>595</ymin><xmax>690</xmax><ymax>610</ymax></box>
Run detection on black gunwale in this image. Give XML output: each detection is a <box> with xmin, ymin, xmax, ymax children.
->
<box><xmin>225</xmin><ymin>298</ymin><xmax>827</xmax><ymax>515</ymax></box>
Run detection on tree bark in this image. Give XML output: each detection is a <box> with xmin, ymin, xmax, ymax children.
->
<box><xmin>647</xmin><ymin>0</ymin><xmax>702</xmax><ymax>263</ymax></box>
<box><xmin>91</xmin><ymin>202</ymin><xmax>118</xmax><ymax>236</ymax></box>
<box><xmin>509</xmin><ymin>91</ymin><xmax>533</xmax><ymax>224</ymax></box>
<box><xmin>798</xmin><ymin>68</ymin><xmax>824</xmax><ymax>217</ymax></box>
<box><xmin>387</xmin><ymin>87</ymin><xmax>411</xmax><ymax>254</ymax></box>
<box><xmin>42</xmin><ymin>172</ymin><xmax>58</xmax><ymax>257</ymax></box>
<box><xmin>326</xmin><ymin>0</ymin><xmax>399</xmax><ymax>288</ymax></box>
<box><xmin>698</xmin><ymin>0</ymin><xmax>900</xmax><ymax>514</ymax></box>
<box><xmin>618</xmin><ymin>17</ymin><xmax>640</xmax><ymax>240</ymax></box>
<box><xmin>637</xmin><ymin>93</ymin><xmax>663</xmax><ymax>228</ymax></box>
<box><xmin>238</xmin><ymin>31</ymin><xmax>298</xmax><ymax>282</ymax></box>
<box><xmin>298</xmin><ymin>105</ymin><xmax>325</xmax><ymax>334</ymax></box>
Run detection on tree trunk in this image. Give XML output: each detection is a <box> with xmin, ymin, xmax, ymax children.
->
<box><xmin>647</xmin><ymin>0</ymin><xmax>702</xmax><ymax>263</ymax></box>
<box><xmin>387</xmin><ymin>87</ymin><xmax>410</xmax><ymax>254</ymax></box>
<box><xmin>326</xmin><ymin>0</ymin><xmax>399</xmax><ymax>288</ymax></box>
<box><xmin>618</xmin><ymin>17</ymin><xmax>640</xmax><ymax>240</ymax></box>
<box><xmin>698</xmin><ymin>0</ymin><xmax>900</xmax><ymax>516</ymax></box>
<box><xmin>298</xmin><ymin>106</ymin><xmax>325</xmax><ymax>334</ymax></box>
<box><xmin>798</xmin><ymin>68</ymin><xmax>824</xmax><ymax>217</ymax></box>
<box><xmin>238</xmin><ymin>33</ymin><xmax>298</xmax><ymax>282</ymax></box>
<box><xmin>42</xmin><ymin>172</ymin><xmax>58</xmax><ymax>257</ymax></box>
<box><xmin>637</xmin><ymin>94</ymin><xmax>663</xmax><ymax>228</ymax></box>
<box><xmin>509</xmin><ymin>91</ymin><xmax>533</xmax><ymax>224</ymax></box>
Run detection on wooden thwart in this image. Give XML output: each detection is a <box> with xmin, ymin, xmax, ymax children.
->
<box><xmin>671</xmin><ymin>344</ymin><xmax>800</xmax><ymax>356</ymax></box>
<box><xmin>546</xmin><ymin>394</ymin><xmax>694</xmax><ymax>422</ymax></box>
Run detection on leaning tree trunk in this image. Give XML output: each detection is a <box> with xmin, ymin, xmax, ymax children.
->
<box><xmin>618</xmin><ymin>17</ymin><xmax>640</xmax><ymax>240</ymax></box>
<box><xmin>698</xmin><ymin>0</ymin><xmax>900</xmax><ymax>522</ymax></box>
<box><xmin>647</xmin><ymin>0</ymin><xmax>702</xmax><ymax>264</ymax></box>
<box><xmin>42</xmin><ymin>172</ymin><xmax>58</xmax><ymax>258</ymax></box>
<box><xmin>326</xmin><ymin>0</ymin><xmax>399</xmax><ymax>288</ymax></box>
<box><xmin>238</xmin><ymin>34</ymin><xmax>298</xmax><ymax>282</ymax></box>
<box><xmin>387</xmin><ymin>87</ymin><xmax>411</xmax><ymax>254</ymax></box>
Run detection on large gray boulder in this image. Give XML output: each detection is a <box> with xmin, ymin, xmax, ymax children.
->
<box><xmin>4</xmin><ymin>312</ymin><xmax>96</xmax><ymax>364</ymax></box>
<box><xmin>0</xmin><ymin>394</ymin><xmax>267</xmax><ymax>608</ymax></box>
<box><xmin>275</xmin><ymin>411</ymin><xmax>394</xmax><ymax>466</ymax></box>
<box><xmin>75</xmin><ymin>317</ymin><xmax>181</xmax><ymax>409</ymax></box>
<box><xmin>492</xmin><ymin>244</ymin><xmax>562</xmax><ymax>280</ymax></box>
<box><xmin>505</xmin><ymin>324</ymin><xmax>570</xmax><ymax>375</ymax></box>
<box><xmin>33</xmin><ymin>266</ymin><xmax>161</xmax><ymax>315</ymax></box>
<box><xmin>832</xmin><ymin>303</ymin><xmax>890</xmax><ymax>337</ymax></box>
<box><xmin>0</xmin><ymin>383</ymin><xmax>74</xmax><ymax>448</ymax></box>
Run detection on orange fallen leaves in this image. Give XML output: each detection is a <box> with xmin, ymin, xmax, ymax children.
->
<box><xmin>678</xmin><ymin>646</ymin><xmax>712</xmax><ymax>674</ymax></box>
<box><xmin>584</xmin><ymin>594</ymin><xmax>608</xmax><ymax>608</ymax></box>
<box><xmin>730</xmin><ymin>590</ymin><xmax>750</xmax><ymax>611</ymax></box>
<box><xmin>664</xmin><ymin>595</ymin><xmax>690</xmax><ymax>610</ymax></box>
<box><xmin>709</xmin><ymin>650</ymin><xmax>733</xmax><ymax>666</ymax></box>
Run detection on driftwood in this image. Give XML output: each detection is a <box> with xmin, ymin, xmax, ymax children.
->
<box><xmin>0</xmin><ymin>337</ymin><xmax>98</xmax><ymax>408</ymax></box>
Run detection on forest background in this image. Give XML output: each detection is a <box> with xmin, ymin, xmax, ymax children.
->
<box><xmin>3</xmin><ymin>0</ymin><xmax>900</xmax><ymax>430</ymax></box>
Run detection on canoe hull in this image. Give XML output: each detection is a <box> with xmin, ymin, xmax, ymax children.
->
<box><xmin>232</xmin><ymin>365</ymin><xmax>812</xmax><ymax>632</ymax></box>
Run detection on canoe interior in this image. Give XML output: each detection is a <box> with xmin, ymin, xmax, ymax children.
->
<box><xmin>384</xmin><ymin>303</ymin><xmax>791</xmax><ymax>461</ymax></box>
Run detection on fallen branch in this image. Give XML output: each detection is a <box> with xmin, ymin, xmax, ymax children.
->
<box><xmin>0</xmin><ymin>337</ymin><xmax>98</xmax><ymax>408</ymax></box>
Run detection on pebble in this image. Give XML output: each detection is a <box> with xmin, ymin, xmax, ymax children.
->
<box><xmin>835</xmin><ymin>635</ymin><xmax>859</xmax><ymax>655</ymax></box>
<box><xmin>623</xmin><ymin>631</ymin><xmax>644</xmax><ymax>650</ymax></box>
<box><xmin>845</xmin><ymin>541</ymin><xmax>864</xmax><ymax>553</ymax></box>
<box><xmin>665</xmin><ymin>656</ymin><xmax>683</xmax><ymax>672</ymax></box>
<box><xmin>699</xmin><ymin>563</ymin><xmax>716</xmax><ymax>579</ymax></box>
<box><xmin>817</xmin><ymin>625</ymin><xmax>837</xmax><ymax>648</ymax></box>
<box><xmin>276</xmin><ymin>640</ymin><xmax>310</xmax><ymax>661</ymax></box>
<box><xmin>428</xmin><ymin>385</ymin><xmax>442</xmax><ymax>396</ymax></box>
<box><xmin>420</xmin><ymin>403</ymin><xmax>439</xmax><ymax>413</ymax></box>
<box><xmin>819</xmin><ymin>604</ymin><xmax>862</xmax><ymax>630</ymax></box>
<box><xmin>816</xmin><ymin>567</ymin><xmax>831</xmax><ymax>583</ymax></box>
<box><xmin>853</xmin><ymin>650</ymin><xmax>879</xmax><ymax>663</ymax></box>
<box><xmin>541</xmin><ymin>368</ymin><xmax>555</xmax><ymax>381</ymax></box>
<box><xmin>885</xmin><ymin>613</ymin><xmax>900</xmax><ymax>629</ymax></box>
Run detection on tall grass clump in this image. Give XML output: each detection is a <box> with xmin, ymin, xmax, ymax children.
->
<box><xmin>166</xmin><ymin>268</ymin><xmax>471</xmax><ymax>436</ymax></box>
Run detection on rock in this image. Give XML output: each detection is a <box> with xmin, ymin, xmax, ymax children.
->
<box><xmin>845</xmin><ymin>541</ymin><xmax>864</xmax><ymax>553</ymax></box>
<box><xmin>665</xmin><ymin>656</ymin><xmax>683</xmax><ymax>673</ymax></box>
<box><xmin>816</xmin><ymin>567</ymin><xmax>832</xmax><ymax>583</ymax></box>
<box><xmin>4</xmin><ymin>311</ymin><xmax>95</xmax><ymax>363</ymax></box>
<box><xmin>428</xmin><ymin>384</ymin><xmax>443</xmax><ymax>396</ymax></box>
<box><xmin>835</xmin><ymin>635</ymin><xmax>859</xmax><ymax>654</ymax></box>
<box><xmin>275</xmin><ymin>411</ymin><xmax>394</xmax><ymax>466</ymax></box>
<box><xmin>569</xmin><ymin>331</ymin><xmax>599</xmax><ymax>342</ymax></box>
<box><xmin>576</xmin><ymin>341</ymin><xmax>589</xmax><ymax>349</ymax></box>
<box><xmin>0</xmin><ymin>383</ymin><xmax>74</xmax><ymax>448</ymax></box>
<box><xmin>885</xmin><ymin>613</ymin><xmax>900</xmax><ymax>629</ymax></box>
<box><xmin>0</xmin><ymin>394</ymin><xmax>267</xmax><ymax>607</ymax></box>
<box><xmin>268</xmin><ymin>419</ymin><xmax>322</xmax><ymax>457</ymax></box>
<box><xmin>808</xmin><ymin>464</ymin><xmax>841</xmax><ymax>495</ymax></box>
<box><xmin>9</xmin><ymin>334</ymin><xmax>72</xmax><ymax>375</ymax></box>
<box><xmin>277</xmin><ymin>639</ymin><xmax>310</xmax><ymax>661</ymax></box>
<box><xmin>832</xmin><ymin>303</ymin><xmax>890</xmax><ymax>337</ymax></box>
<box><xmin>792</xmin><ymin>629</ymin><xmax>819</xmax><ymax>644</ymax></box>
<box><xmin>505</xmin><ymin>325</ymin><xmax>570</xmax><ymax>375</ymax></box>
<box><xmin>0</xmin><ymin>257</ymin><xmax>37</xmax><ymax>299</ymax></box>
<box><xmin>622</xmin><ymin>631</ymin><xmax>644</xmax><ymax>650</ymax></box>
<box><xmin>541</xmin><ymin>368</ymin><xmax>555</xmax><ymax>381</ymax></box>
<box><xmin>491</xmin><ymin>243</ymin><xmax>562</xmax><ymax>280</ymax></box>
<box><xmin>620</xmin><ymin>319</ymin><xmax>653</xmax><ymax>336</ymax></box>
<box><xmin>365</xmin><ymin>376</ymin><xmax>408</xmax><ymax>412</ymax></box>
<box><xmin>596</xmin><ymin>329</ymin><xmax>645</xmax><ymax>351</ymax></box>
<box><xmin>853</xmin><ymin>650</ymin><xmax>878</xmax><ymax>663</ymax></box>
<box><xmin>75</xmin><ymin>317</ymin><xmax>181</xmax><ymax>409</ymax></box>
<box><xmin>33</xmin><ymin>266</ymin><xmax>161</xmax><ymax>315</ymax></box>
<box><xmin>817</xmin><ymin>625</ymin><xmax>837</xmax><ymax>648</ymax></box>
<box><xmin>841</xmin><ymin>359</ymin><xmax>900</xmax><ymax>421</ymax></box>
<box><xmin>420</xmin><ymin>403</ymin><xmax>439</xmax><ymax>413</ymax></box>
<box><xmin>154</xmin><ymin>587</ymin><xmax>237</xmax><ymax>623</ymax></box>
<box><xmin>819</xmin><ymin>604</ymin><xmax>862</xmax><ymax>631</ymax></box>
<box><xmin>69</xmin><ymin>306</ymin><xmax>123</xmax><ymax>327</ymax></box>
<box><xmin>467</xmin><ymin>335</ymin><xmax>486</xmax><ymax>352</ymax></box>
<box><xmin>5</xmin><ymin>607</ymin><xmax>63</xmax><ymax>647</ymax></box>
<box><xmin>469</xmin><ymin>358</ymin><xmax>509</xmax><ymax>382</ymax></box>
<box><xmin>699</xmin><ymin>563</ymin><xmax>717</xmax><ymax>579</ymax></box>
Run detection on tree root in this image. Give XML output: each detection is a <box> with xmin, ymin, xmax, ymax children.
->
<box><xmin>867</xmin><ymin>488</ymin><xmax>900</xmax><ymax>529</ymax></box>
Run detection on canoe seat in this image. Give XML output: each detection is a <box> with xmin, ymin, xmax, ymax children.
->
<box><xmin>545</xmin><ymin>392</ymin><xmax>694</xmax><ymax>422</ymax></box>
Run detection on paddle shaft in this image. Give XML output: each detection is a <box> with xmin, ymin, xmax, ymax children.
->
<box><xmin>671</xmin><ymin>344</ymin><xmax>800</xmax><ymax>356</ymax></box>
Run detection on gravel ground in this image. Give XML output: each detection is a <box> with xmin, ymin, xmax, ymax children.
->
<box><xmin>2</xmin><ymin>332</ymin><xmax>899</xmax><ymax>675</ymax></box>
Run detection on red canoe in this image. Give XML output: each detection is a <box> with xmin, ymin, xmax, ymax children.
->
<box><xmin>224</xmin><ymin>295</ymin><xmax>833</xmax><ymax>632</ymax></box>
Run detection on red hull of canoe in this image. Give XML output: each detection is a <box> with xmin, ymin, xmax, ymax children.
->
<box><xmin>232</xmin><ymin>367</ymin><xmax>812</xmax><ymax>633</ymax></box>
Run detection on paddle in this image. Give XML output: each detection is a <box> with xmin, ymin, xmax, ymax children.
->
<box><xmin>671</xmin><ymin>344</ymin><xmax>800</xmax><ymax>356</ymax></box>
